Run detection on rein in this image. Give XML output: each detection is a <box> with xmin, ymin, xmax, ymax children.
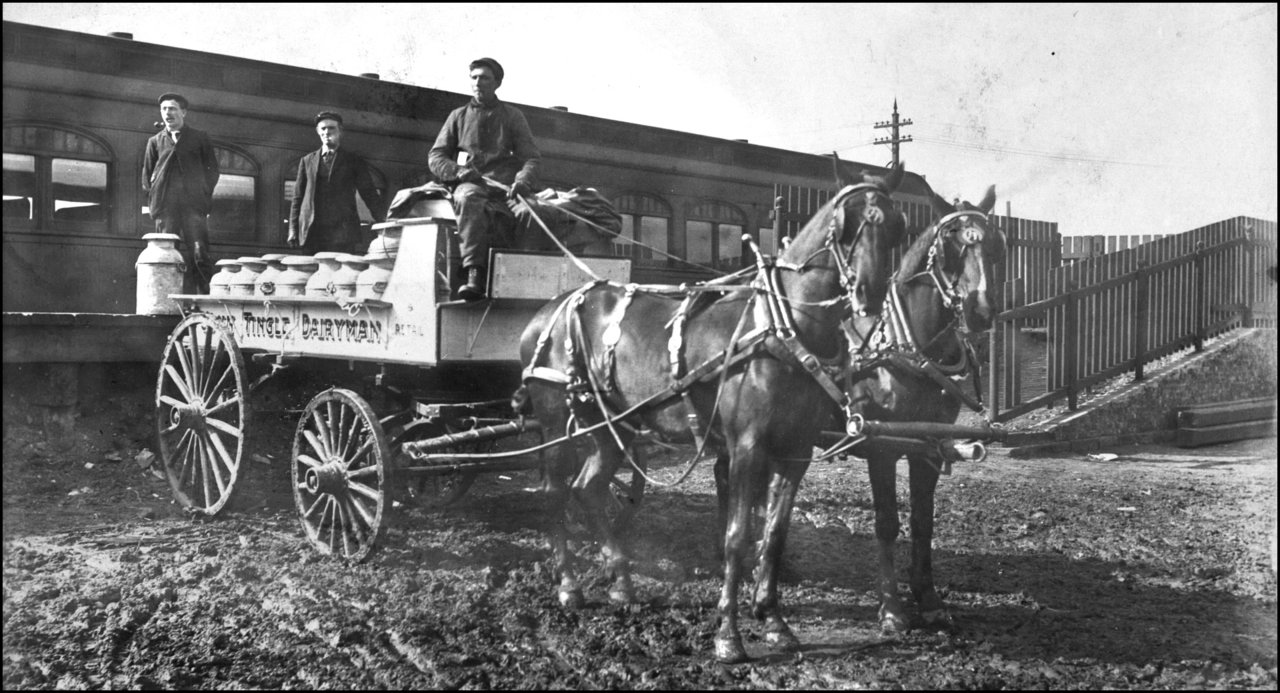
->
<box><xmin>848</xmin><ymin>209</ymin><xmax>995</xmax><ymax>419</ymax></box>
<box><xmin>519</xmin><ymin>184</ymin><xmax>900</xmax><ymax>477</ymax></box>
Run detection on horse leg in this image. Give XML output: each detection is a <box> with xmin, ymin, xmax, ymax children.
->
<box><xmin>533</xmin><ymin>392</ymin><xmax>585</xmax><ymax>609</ymax></box>
<box><xmin>573</xmin><ymin>435</ymin><xmax>636</xmax><ymax>604</ymax></box>
<box><xmin>714</xmin><ymin>447</ymin><xmax>759</xmax><ymax>664</ymax></box>
<box><xmin>713</xmin><ymin>448</ymin><xmax>729</xmax><ymax>560</ymax></box>
<box><xmin>907</xmin><ymin>453</ymin><xmax>950</xmax><ymax>626</ymax></box>
<box><xmin>868</xmin><ymin>454</ymin><xmax>909</xmax><ymax>632</ymax></box>
<box><xmin>751</xmin><ymin>458</ymin><xmax>808</xmax><ymax>652</ymax></box>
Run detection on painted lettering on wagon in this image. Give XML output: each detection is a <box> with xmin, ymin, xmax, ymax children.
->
<box><xmin>236</xmin><ymin>311</ymin><xmax>384</xmax><ymax>344</ymax></box>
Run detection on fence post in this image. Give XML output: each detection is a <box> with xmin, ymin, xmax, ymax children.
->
<box><xmin>1243</xmin><ymin>224</ymin><xmax>1256</xmax><ymax>326</ymax></box>
<box><xmin>1193</xmin><ymin>240</ymin><xmax>1207</xmax><ymax>351</ymax></box>
<box><xmin>1133</xmin><ymin>258</ymin><xmax>1149</xmax><ymax>381</ymax></box>
<box><xmin>1064</xmin><ymin>276</ymin><xmax>1079</xmax><ymax>411</ymax></box>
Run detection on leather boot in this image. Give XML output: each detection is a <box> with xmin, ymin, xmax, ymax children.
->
<box><xmin>455</xmin><ymin>266</ymin><xmax>487</xmax><ymax>301</ymax></box>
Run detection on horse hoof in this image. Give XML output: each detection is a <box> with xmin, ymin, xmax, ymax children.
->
<box><xmin>879</xmin><ymin>612</ymin><xmax>911</xmax><ymax>633</ymax></box>
<box><xmin>558</xmin><ymin>589</ymin><xmax>585</xmax><ymax>609</ymax></box>
<box><xmin>714</xmin><ymin>637</ymin><xmax>750</xmax><ymax>664</ymax></box>
<box><xmin>764</xmin><ymin>628</ymin><xmax>802</xmax><ymax>652</ymax></box>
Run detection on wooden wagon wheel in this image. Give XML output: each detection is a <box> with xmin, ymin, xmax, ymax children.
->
<box><xmin>292</xmin><ymin>388</ymin><xmax>389</xmax><ymax>562</ymax></box>
<box><xmin>155</xmin><ymin>313</ymin><xmax>251</xmax><ymax>515</ymax></box>
<box><xmin>391</xmin><ymin>420</ymin><xmax>480</xmax><ymax>510</ymax></box>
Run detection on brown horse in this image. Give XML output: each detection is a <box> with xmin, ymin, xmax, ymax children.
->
<box><xmin>843</xmin><ymin>185</ymin><xmax>1005</xmax><ymax>631</ymax></box>
<box><xmin>516</xmin><ymin>164</ymin><xmax>908</xmax><ymax>663</ymax></box>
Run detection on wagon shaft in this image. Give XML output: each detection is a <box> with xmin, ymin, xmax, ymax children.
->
<box><xmin>853</xmin><ymin>419</ymin><xmax>1005</xmax><ymax>441</ymax></box>
<box><xmin>401</xmin><ymin>419</ymin><xmax>533</xmax><ymax>457</ymax></box>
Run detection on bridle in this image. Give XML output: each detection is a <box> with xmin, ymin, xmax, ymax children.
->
<box><xmin>898</xmin><ymin>209</ymin><xmax>991</xmax><ymax>323</ymax></box>
<box><xmin>777</xmin><ymin>182</ymin><xmax>897</xmax><ymax>312</ymax></box>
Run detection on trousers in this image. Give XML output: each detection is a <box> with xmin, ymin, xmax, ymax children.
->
<box><xmin>452</xmin><ymin>182</ymin><xmax>515</xmax><ymax>268</ymax></box>
<box><xmin>154</xmin><ymin>207</ymin><xmax>213</xmax><ymax>294</ymax></box>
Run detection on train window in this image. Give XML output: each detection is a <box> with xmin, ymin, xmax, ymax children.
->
<box><xmin>209</xmin><ymin>146</ymin><xmax>258</xmax><ymax>241</ymax></box>
<box><xmin>3</xmin><ymin>124</ymin><xmax>112</xmax><ymax>232</ymax></box>
<box><xmin>615</xmin><ymin>192</ymin><xmax>672</xmax><ymax>267</ymax></box>
<box><xmin>614</xmin><ymin>216</ymin><xmax>635</xmax><ymax>258</ymax></box>
<box><xmin>686</xmin><ymin>220</ymin><xmax>713</xmax><ymax>266</ymax></box>
<box><xmin>3</xmin><ymin>153</ymin><xmax>36</xmax><ymax>221</ymax></box>
<box><xmin>51</xmin><ymin>159</ymin><xmax>107</xmax><ymax>224</ymax></box>
<box><xmin>687</xmin><ymin>200</ymin><xmax>748</xmax><ymax>271</ymax></box>
<box><xmin>637</xmin><ymin>216</ymin><xmax>669</xmax><ymax>265</ymax></box>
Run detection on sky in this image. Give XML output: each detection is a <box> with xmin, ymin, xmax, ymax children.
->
<box><xmin>5</xmin><ymin>3</ymin><xmax>1277</xmax><ymax>236</ymax></box>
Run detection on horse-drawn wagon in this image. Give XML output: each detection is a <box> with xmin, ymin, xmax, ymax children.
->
<box><xmin>154</xmin><ymin>195</ymin><xmax>639</xmax><ymax>561</ymax></box>
<box><xmin>153</xmin><ymin>173</ymin><xmax>1009</xmax><ymax>661</ymax></box>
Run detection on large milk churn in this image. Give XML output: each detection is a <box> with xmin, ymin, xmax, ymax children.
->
<box><xmin>135</xmin><ymin>233</ymin><xmax>185</xmax><ymax>314</ymax></box>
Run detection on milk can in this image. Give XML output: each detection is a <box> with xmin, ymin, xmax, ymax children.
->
<box><xmin>306</xmin><ymin>252</ymin><xmax>344</xmax><ymax>297</ymax></box>
<box><xmin>255</xmin><ymin>253</ymin><xmax>288</xmax><ymax>297</ymax></box>
<box><xmin>209</xmin><ymin>259</ymin><xmax>242</xmax><ymax>296</ymax></box>
<box><xmin>277</xmin><ymin>256</ymin><xmax>319</xmax><ymax>297</ymax></box>
<box><xmin>356</xmin><ymin>250</ymin><xmax>395</xmax><ymax>300</ymax></box>
<box><xmin>331</xmin><ymin>254</ymin><xmax>368</xmax><ymax>298</ymax></box>
<box><xmin>135</xmin><ymin>233</ymin><xmax>185</xmax><ymax>314</ymax></box>
<box><xmin>368</xmin><ymin>222</ymin><xmax>403</xmax><ymax>260</ymax></box>
<box><xmin>233</xmin><ymin>256</ymin><xmax>267</xmax><ymax>296</ymax></box>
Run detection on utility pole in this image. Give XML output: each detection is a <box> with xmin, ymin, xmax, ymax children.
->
<box><xmin>874</xmin><ymin>99</ymin><xmax>913</xmax><ymax>167</ymax></box>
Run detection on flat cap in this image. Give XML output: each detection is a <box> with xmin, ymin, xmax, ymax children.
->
<box><xmin>157</xmin><ymin>92</ymin><xmax>189</xmax><ymax>109</ymax></box>
<box><xmin>315</xmin><ymin>111</ymin><xmax>344</xmax><ymax>126</ymax></box>
<box><xmin>469</xmin><ymin>57</ymin><xmax>504</xmax><ymax>82</ymax></box>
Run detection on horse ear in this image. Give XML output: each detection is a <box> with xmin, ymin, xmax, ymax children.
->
<box><xmin>978</xmin><ymin>184</ymin><xmax>997</xmax><ymax>214</ymax></box>
<box><xmin>883</xmin><ymin>161</ymin><xmax>905</xmax><ymax>192</ymax></box>
<box><xmin>830</xmin><ymin>151</ymin><xmax>850</xmax><ymax>189</ymax></box>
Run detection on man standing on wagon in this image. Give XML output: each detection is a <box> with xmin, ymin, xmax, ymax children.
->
<box><xmin>289</xmin><ymin>111</ymin><xmax>386</xmax><ymax>254</ymax></box>
<box><xmin>142</xmin><ymin>92</ymin><xmax>220</xmax><ymax>294</ymax></box>
<box><xmin>428</xmin><ymin>57</ymin><xmax>541</xmax><ymax>301</ymax></box>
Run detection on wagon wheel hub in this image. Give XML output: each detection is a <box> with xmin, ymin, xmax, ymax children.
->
<box><xmin>177</xmin><ymin>398</ymin><xmax>208</xmax><ymax>432</ymax></box>
<box><xmin>304</xmin><ymin>461</ymin><xmax>348</xmax><ymax>496</ymax></box>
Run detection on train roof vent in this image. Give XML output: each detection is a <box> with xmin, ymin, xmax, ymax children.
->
<box><xmin>359</xmin><ymin>73</ymin><xmax>381</xmax><ymax>80</ymax></box>
<box><xmin>550</xmin><ymin>106</ymin><xmax>569</xmax><ymax>112</ymax></box>
<box><xmin>734</xmin><ymin>139</ymin><xmax>749</xmax><ymax>143</ymax></box>
<box><xmin>108</xmin><ymin>31</ymin><xmax>133</xmax><ymax>39</ymax></box>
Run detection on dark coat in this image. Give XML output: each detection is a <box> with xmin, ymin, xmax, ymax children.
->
<box><xmin>289</xmin><ymin>148</ymin><xmax>385</xmax><ymax>247</ymax></box>
<box><xmin>141</xmin><ymin>125</ymin><xmax>220</xmax><ymax>215</ymax></box>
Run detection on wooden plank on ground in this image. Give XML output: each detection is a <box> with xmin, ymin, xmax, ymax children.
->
<box><xmin>1176</xmin><ymin>419</ymin><xmax>1278</xmax><ymax>447</ymax></box>
<box><xmin>1178</xmin><ymin>402</ymin><xmax>1277</xmax><ymax>427</ymax></box>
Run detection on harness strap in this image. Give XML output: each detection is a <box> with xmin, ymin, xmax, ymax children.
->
<box><xmin>666</xmin><ymin>295</ymin><xmax>708</xmax><ymax>441</ymax></box>
<box><xmin>598</xmin><ymin>283</ymin><xmax>638</xmax><ymax>392</ymax></box>
<box><xmin>522</xmin><ymin>282</ymin><xmax>596</xmax><ymax>383</ymax></box>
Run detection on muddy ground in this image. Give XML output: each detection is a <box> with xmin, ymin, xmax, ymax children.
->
<box><xmin>2</xmin><ymin>378</ymin><xmax>1277</xmax><ymax>690</ymax></box>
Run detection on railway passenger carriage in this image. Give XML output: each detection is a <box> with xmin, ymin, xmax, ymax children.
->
<box><xmin>3</xmin><ymin>19</ymin><xmax>939</xmax><ymax>314</ymax></box>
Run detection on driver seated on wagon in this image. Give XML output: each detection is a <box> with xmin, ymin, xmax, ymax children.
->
<box><xmin>427</xmin><ymin>57</ymin><xmax>540</xmax><ymax>301</ymax></box>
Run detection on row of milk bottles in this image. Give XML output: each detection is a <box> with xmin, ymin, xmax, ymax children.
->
<box><xmin>136</xmin><ymin>227</ymin><xmax>401</xmax><ymax>314</ymax></box>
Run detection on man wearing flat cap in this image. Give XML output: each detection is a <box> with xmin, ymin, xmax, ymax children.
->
<box><xmin>289</xmin><ymin>111</ymin><xmax>386</xmax><ymax>254</ymax></box>
<box><xmin>142</xmin><ymin>92</ymin><xmax>220</xmax><ymax>293</ymax></box>
<box><xmin>429</xmin><ymin>57</ymin><xmax>541</xmax><ymax>300</ymax></box>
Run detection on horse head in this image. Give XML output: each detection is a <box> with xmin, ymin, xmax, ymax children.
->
<box><xmin>918</xmin><ymin>185</ymin><xmax>1005</xmax><ymax>332</ymax></box>
<box><xmin>782</xmin><ymin>156</ymin><xmax>908</xmax><ymax>317</ymax></box>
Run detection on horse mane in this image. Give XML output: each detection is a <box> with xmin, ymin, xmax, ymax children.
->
<box><xmin>896</xmin><ymin>222</ymin><xmax>939</xmax><ymax>283</ymax></box>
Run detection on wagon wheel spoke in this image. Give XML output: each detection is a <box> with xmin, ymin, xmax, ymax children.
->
<box><xmin>292</xmin><ymin>388</ymin><xmax>388</xmax><ymax>563</ymax></box>
<box><xmin>155</xmin><ymin>314</ymin><xmax>250</xmax><ymax>516</ymax></box>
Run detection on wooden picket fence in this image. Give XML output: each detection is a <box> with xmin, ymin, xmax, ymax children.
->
<box><xmin>988</xmin><ymin>216</ymin><xmax>1277</xmax><ymax>422</ymax></box>
<box><xmin>771</xmin><ymin>184</ymin><xmax>1276</xmax><ymax>424</ymax></box>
